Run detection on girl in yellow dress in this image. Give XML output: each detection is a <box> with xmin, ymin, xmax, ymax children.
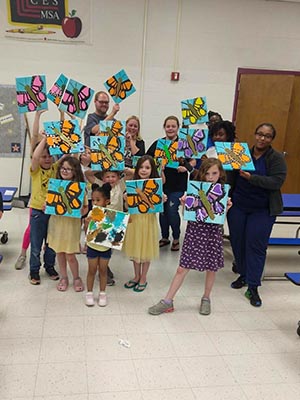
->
<box><xmin>47</xmin><ymin>156</ymin><xmax>88</xmax><ymax>292</ymax></box>
<box><xmin>123</xmin><ymin>155</ymin><xmax>161</xmax><ymax>292</ymax></box>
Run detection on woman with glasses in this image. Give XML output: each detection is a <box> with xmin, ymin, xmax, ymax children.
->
<box><xmin>228</xmin><ymin>123</ymin><xmax>287</xmax><ymax>307</ymax></box>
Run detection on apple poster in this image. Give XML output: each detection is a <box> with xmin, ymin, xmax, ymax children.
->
<box><xmin>3</xmin><ymin>0</ymin><xmax>91</xmax><ymax>44</ymax></box>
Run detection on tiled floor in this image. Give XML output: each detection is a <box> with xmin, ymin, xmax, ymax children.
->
<box><xmin>0</xmin><ymin>208</ymin><xmax>300</xmax><ymax>399</ymax></box>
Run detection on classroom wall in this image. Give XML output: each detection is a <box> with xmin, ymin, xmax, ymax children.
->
<box><xmin>1</xmin><ymin>0</ymin><xmax>300</xmax><ymax>194</ymax></box>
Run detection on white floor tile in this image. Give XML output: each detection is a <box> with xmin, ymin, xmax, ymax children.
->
<box><xmin>180</xmin><ymin>356</ymin><xmax>237</xmax><ymax>387</ymax></box>
<box><xmin>193</xmin><ymin>386</ymin><xmax>248</xmax><ymax>400</ymax></box>
<box><xmin>87</xmin><ymin>360</ymin><xmax>139</xmax><ymax>393</ymax></box>
<box><xmin>0</xmin><ymin>207</ymin><xmax>299</xmax><ymax>398</ymax></box>
<box><xmin>35</xmin><ymin>362</ymin><xmax>88</xmax><ymax>396</ymax></box>
<box><xmin>133</xmin><ymin>358</ymin><xmax>189</xmax><ymax>389</ymax></box>
<box><xmin>142</xmin><ymin>388</ymin><xmax>195</xmax><ymax>400</ymax></box>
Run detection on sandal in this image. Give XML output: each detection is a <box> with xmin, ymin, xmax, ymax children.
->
<box><xmin>171</xmin><ymin>241</ymin><xmax>180</xmax><ymax>251</ymax></box>
<box><xmin>57</xmin><ymin>277</ymin><xmax>69</xmax><ymax>291</ymax></box>
<box><xmin>133</xmin><ymin>282</ymin><xmax>148</xmax><ymax>292</ymax></box>
<box><xmin>159</xmin><ymin>238</ymin><xmax>170</xmax><ymax>248</ymax></box>
<box><xmin>73</xmin><ymin>277</ymin><xmax>84</xmax><ymax>292</ymax></box>
<box><xmin>124</xmin><ymin>280</ymin><xmax>139</xmax><ymax>289</ymax></box>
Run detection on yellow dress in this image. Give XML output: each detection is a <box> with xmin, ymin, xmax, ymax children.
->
<box><xmin>123</xmin><ymin>213</ymin><xmax>159</xmax><ymax>263</ymax></box>
<box><xmin>47</xmin><ymin>215</ymin><xmax>81</xmax><ymax>254</ymax></box>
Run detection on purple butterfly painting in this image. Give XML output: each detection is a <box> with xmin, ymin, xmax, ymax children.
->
<box><xmin>184</xmin><ymin>181</ymin><xmax>230</xmax><ymax>224</ymax></box>
<box><xmin>177</xmin><ymin>128</ymin><xmax>208</xmax><ymax>159</ymax></box>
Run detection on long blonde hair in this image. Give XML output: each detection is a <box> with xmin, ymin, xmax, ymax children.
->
<box><xmin>126</xmin><ymin>115</ymin><xmax>142</xmax><ymax>141</ymax></box>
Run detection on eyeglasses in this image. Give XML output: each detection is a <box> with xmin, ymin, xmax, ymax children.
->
<box><xmin>255</xmin><ymin>132</ymin><xmax>273</xmax><ymax>140</ymax></box>
<box><xmin>96</xmin><ymin>100</ymin><xmax>109</xmax><ymax>105</ymax></box>
<box><xmin>60</xmin><ymin>166</ymin><xmax>73</xmax><ymax>173</ymax></box>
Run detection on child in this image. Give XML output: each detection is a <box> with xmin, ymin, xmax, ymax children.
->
<box><xmin>79</xmin><ymin>147</ymin><xmax>92</xmax><ymax>254</ymax></box>
<box><xmin>15</xmin><ymin>110</ymin><xmax>47</xmax><ymax>270</ymax></box>
<box><xmin>148</xmin><ymin>158</ymin><xmax>232</xmax><ymax>315</ymax></box>
<box><xmin>85</xmin><ymin>169</ymin><xmax>126</xmax><ymax>284</ymax></box>
<box><xmin>85</xmin><ymin>183</ymin><xmax>112</xmax><ymax>307</ymax></box>
<box><xmin>47</xmin><ymin>156</ymin><xmax>88</xmax><ymax>291</ymax></box>
<box><xmin>29</xmin><ymin>136</ymin><xmax>59</xmax><ymax>284</ymax></box>
<box><xmin>123</xmin><ymin>155</ymin><xmax>160</xmax><ymax>292</ymax></box>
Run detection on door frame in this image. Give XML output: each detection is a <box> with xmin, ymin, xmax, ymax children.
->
<box><xmin>232</xmin><ymin>67</ymin><xmax>300</xmax><ymax>123</ymax></box>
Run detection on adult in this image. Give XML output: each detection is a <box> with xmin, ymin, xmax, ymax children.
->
<box><xmin>227</xmin><ymin>123</ymin><xmax>287</xmax><ymax>307</ymax></box>
<box><xmin>83</xmin><ymin>91</ymin><xmax>120</xmax><ymax>147</ymax></box>
<box><xmin>147</xmin><ymin>115</ymin><xmax>194</xmax><ymax>251</ymax></box>
<box><xmin>124</xmin><ymin>115</ymin><xmax>145</xmax><ymax>167</ymax></box>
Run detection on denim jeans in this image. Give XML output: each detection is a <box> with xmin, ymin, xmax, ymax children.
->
<box><xmin>30</xmin><ymin>209</ymin><xmax>56</xmax><ymax>274</ymax></box>
<box><xmin>159</xmin><ymin>191</ymin><xmax>184</xmax><ymax>241</ymax></box>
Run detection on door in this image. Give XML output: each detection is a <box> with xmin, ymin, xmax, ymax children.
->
<box><xmin>233</xmin><ymin>69</ymin><xmax>300</xmax><ymax>193</ymax></box>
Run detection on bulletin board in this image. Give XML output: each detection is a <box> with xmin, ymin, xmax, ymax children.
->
<box><xmin>0</xmin><ymin>84</ymin><xmax>25</xmax><ymax>157</ymax></box>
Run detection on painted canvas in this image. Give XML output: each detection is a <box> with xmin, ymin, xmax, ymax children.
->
<box><xmin>44</xmin><ymin>119</ymin><xmax>84</xmax><ymax>155</ymax></box>
<box><xmin>59</xmin><ymin>78</ymin><xmax>94</xmax><ymax>119</ymax></box>
<box><xmin>126</xmin><ymin>178</ymin><xmax>163</xmax><ymax>215</ymax></box>
<box><xmin>215</xmin><ymin>142</ymin><xmax>255</xmax><ymax>171</ymax></box>
<box><xmin>86</xmin><ymin>206</ymin><xmax>129</xmax><ymax>250</ymax></box>
<box><xmin>154</xmin><ymin>139</ymin><xmax>179</xmax><ymax>169</ymax></box>
<box><xmin>45</xmin><ymin>179</ymin><xmax>86</xmax><ymax>218</ymax></box>
<box><xmin>90</xmin><ymin>135</ymin><xmax>125</xmax><ymax>171</ymax></box>
<box><xmin>16</xmin><ymin>75</ymin><xmax>48</xmax><ymax>113</ymax></box>
<box><xmin>99</xmin><ymin>120</ymin><xmax>125</xmax><ymax>136</ymax></box>
<box><xmin>181</xmin><ymin>96</ymin><xmax>208</xmax><ymax>126</ymax></box>
<box><xmin>177</xmin><ymin>128</ymin><xmax>208</xmax><ymax>158</ymax></box>
<box><xmin>184</xmin><ymin>180</ymin><xmax>230</xmax><ymax>225</ymax></box>
<box><xmin>104</xmin><ymin>69</ymin><xmax>136</xmax><ymax>104</ymax></box>
<box><xmin>47</xmin><ymin>73</ymin><xmax>68</xmax><ymax>107</ymax></box>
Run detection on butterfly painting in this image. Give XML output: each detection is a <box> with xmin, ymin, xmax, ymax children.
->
<box><xmin>47</xmin><ymin>73</ymin><xmax>68</xmax><ymax>107</ymax></box>
<box><xmin>45</xmin><ymin>179</ymin><xmax>86</xmax><ymax>218</ymax></box>
<box><xmin>215</xmin><ymin>142</ymin><xmax>255</xmax><ymax>171</ymax></box>
<box><xmin>184</xmin><ymin>181</ymin><xmax>230</xmax><ymax>225</ymax></box>
<box><xmin>177</xmin><ymin>128</ymin><xmax>208</xmax><ymax>159</ymax></box>
<box><xmin>90</xmin><ymin>135</ymin><xmax>125</xmax><ymax>171</ymax></box>
<box><xmin>126</xmin><ymin>178</ymin><xmax>163</xmax><ymax>215</ymax></box>
<box><xmin>44</xmin><ymin>119</ymin><xmax>84</xmax><ymax>156</ymax></box>
<box><xmin>86</xmin><ymin>206</ymin><xmax>130</xmax><ymax>250</ymax></box>
<box><xmin>16</xmin><ymin>75</ymin><xmax>48</xmax><ymax>113</ymax></box>
<box><xmin>99</xmin><ymin>120</ymin><xmax>125</xmax><ymax>137</ymax></box>
<box><xmin>154</xmin><ymin>139</ymin><xmax>179</xmax><ymax>169</ymax></box>
<box><xmin>59</xmin><ymin>78</ymin><xmax>95</xmax><ymax>119</ymax></box>
<box><xmin>181</xmin><ymin>97</ymin><xmax>208</xmax><ymax>126</ymax></box>
<box><xmin>104</xmin><ymin>69</ymin><xmax>136</xmax><ymax>104</ymax></box>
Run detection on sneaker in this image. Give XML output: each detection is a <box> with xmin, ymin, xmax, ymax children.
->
<box><xmin>199</xmin><ymin>297</ymin><xmax>211</xmax><ymax>315</ymax></box>
<box><xmin>98</xmin><ymin>292</ymin><xmax>107</xmax><ymax>307</ymax></box>
<box><xmin>231</xmin><ymin>276</ymin><xmax>246</xmax><ymax>289</ymax></box>
<box><xmin>245</xmin><ymin>287</ymin><xmax>262</xmax><ymax>307</ymax></box>
<box><xmin>45</xmin><ymin>266</ymin><xmax>59</xmax><ymax>281</ymax></box>
<box><xmin>0</xmin><ymin>254</ymin><xmax>3</xmax><ymax>264</ymax></box>
<box><xmin>148</xmin><ymin>300</ymin><xmax>174</xmax><ymax>315</ymax></box>
<box><xmin>107</xmin><ymin>276</ymin><xmax>115</xmax><ymax>286</ymax></box>
<box><xmin>107</xmin><ymin>266</ymin><xmax>114</xmax><ymax>279</ymax></box>
<box><xmin>30</xmin><ymin>272</ymin><xmax>41</xmax><ymax>285</ymax></box>
<box><xmin>85</xmin><ymin>292</ymin><xmax>95</xmax><ymax>307</ymax></box>
<box><xmin>15</xmin><ymin>255</ymin><xmax>26</xmax><ymax>270</ymax></box>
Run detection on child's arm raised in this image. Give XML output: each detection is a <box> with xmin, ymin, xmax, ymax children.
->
<box><xmin>31</xmin><ymin>136</ymin><xmax>47</xmax><ymax>172</ymax></box>
<box><xmin>31</xmin><ymin>109</ymin><xmax>46</xmax><ymax>154</ymax></box>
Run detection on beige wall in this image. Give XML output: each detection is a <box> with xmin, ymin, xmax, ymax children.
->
<box><xmin>1</xmin><ymin>0</ymin><xmax>300</xmax><ymax>194</ymax></box>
